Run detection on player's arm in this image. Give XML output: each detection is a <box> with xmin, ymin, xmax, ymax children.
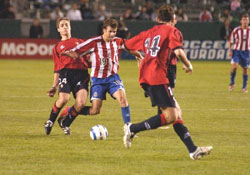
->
<box><xmin>228</xmin><ymin>29</ymin><xmax>235</xmax><ymax>57</ymax></box>
<box><xmin>61</xmin><ymin>39</ymin><xmax>94</xmax><ymax>59</ymax></box>
<box><xmin>47</xmin><ymin>46</ymin><xmax>60</xmax><ymax>97</ymax></box>
<box><xmin>47</xmin><ymin>72</ymin><xmax>59</xmax><ymax>97</ymax></box>
<box><xmin>60</xmin><ymin>50</ymin><xmax>79</xmax><ymax>59</ymax></box>
<box><xmin>174</xmin><ymin>48</ymin><xmax>193</xmax><ymax>74</ymax></box>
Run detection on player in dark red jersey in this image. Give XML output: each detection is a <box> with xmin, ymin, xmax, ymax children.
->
<box><xmin>57</xmin><ymin>19</ymin><xmax>142</xmax><ymax>131</ymax></box>
<box><xmin>44</xmin><ymin>17</ymin><xmax>90</xmax><ymax>135</ymax></box>
<box><xmin>123</xmin><ymin>5</ymin><xmax>212</xmax><ymax>160</ymax></box>
<box><xmin>229</xmin><ymin>13</ymin><xmax>250</xmax><ymax>93</ymax></box>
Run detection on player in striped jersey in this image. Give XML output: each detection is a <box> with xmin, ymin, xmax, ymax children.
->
<box><xmin>58</xmin><ymin>19</ymin><xmax>142</xmax><ymax>131</ymax></box>
<box><xmin>229</xmin><ymin>13</ymin><xmax>250</xmax><ymax>93</ymax></box>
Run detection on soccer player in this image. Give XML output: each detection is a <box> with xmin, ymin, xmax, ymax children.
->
<box><xmin>58</xmin><ymin>19</ymin><xmax>142</xmax><ymax>131</ymax></box>
<box><xmin>44</xmin><ymin>17</ymin><xmax>90</xmax><ymax>135</ymax></box>
<box><xmin>229</xmin><ymin>13</ymin><xmax>250</xmax><ymax>93</ymax></box>
<box><xmin>123</xmin><ymin>5</ymin><xmax>213</xmax><ymax>160</ymax></box>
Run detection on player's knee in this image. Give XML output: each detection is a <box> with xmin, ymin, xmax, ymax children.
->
<box><xmin>57</xmin><ymin>96</ymin><xmax>70</xmax><ymax>106</ymax></box>
<box><xmin>76</xmin><ymin>101</ymin><xmax>86</xmax><ymax>110</ymax></box>
<box><xmin>162</xmin><ymin>111</ymin><xmax>178</xmax><ymax>124</ymax></box>
<box><xmin>118</xmin><ymin>96</ymin><xmax>127</xmax><ymax>106</ymax></box>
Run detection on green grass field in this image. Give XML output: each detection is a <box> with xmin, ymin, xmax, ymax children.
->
<box><xmin>0</xmin><ymin>59</ymin><xmax>250</xmax><ymax>175</ymax></box>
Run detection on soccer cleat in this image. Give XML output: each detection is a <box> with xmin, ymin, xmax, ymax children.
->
<box><xmin>58</xmin><ymin>116</ymin><xmax>71</xmax><ymax>135</ymax></box>
<box><xmin>123</xmin><ymin>123</ymin><xmax>135</xmax><ymax>148</ymax></box>
<box><xmin>242</xmin><ymin>88</ymin><xmax>248</xmax><ymax>93</ymax></box>
<box><xmin>44</xmin><ymin>120</ymin><xmax>53</xmax><ymax>135</ymax></box>
<box><xmin>189</xmin><ymin>146</ymin><xmax>213</xmax><ymax>160</ymax></box>
<box><xmin>228</xmin><ymin>84</ymin><xmax>234</xmax><ymax>92</ymax></box>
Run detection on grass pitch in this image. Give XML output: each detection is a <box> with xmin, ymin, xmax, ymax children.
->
<box><xmin>0</xmin><ymin>59</ymin><xmax>250</xmax><ymax>175</ymax></box>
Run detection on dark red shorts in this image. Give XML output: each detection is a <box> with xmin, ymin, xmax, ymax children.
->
<box><xmin>59</xmin><ymin>68</ymin><xmax>90</xmax><ymax>98</ymax></box>
<box><xmin>141</xmin><ymin>83</ymin><xmax>176</xmax><ymax>108</ymax></box>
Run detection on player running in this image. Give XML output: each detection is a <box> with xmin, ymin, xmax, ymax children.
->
<box><xmin>58</xmin><ymin>19</ymin><xmax>142</xmax><ymax>133</ymax></box>
<box><xmin>229</xmin><ymin>13</ymin><xmax>250</xmax><ymax>93</ymax></box>
<box><xmin>44</xmin><ymin>17</ymin><xmax>90</xmax><ymax>135</ymax></box>
<box><xmin>123</xmin><ymin>4</ymin><xmax>213</xmax><ymax>160</ymax></box>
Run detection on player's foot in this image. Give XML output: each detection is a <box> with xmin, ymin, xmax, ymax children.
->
<box><xmin>242</xmin><ymin>88</ymin><xmax>248</xmax><ymax>93</ymax></box>
<box><xmin>44</xmin><ymin>120</ymin><xmax>53</xmax><ymax>135</ymax></box>
<box><xmin>58</xmin><ymin>116</ymin><xmax>71</xmax><ymax>135</ymax></box>
<box><xmin>123</xmin><ymin>123</ymin><xmax>135</xmax><ymax>148</ymax></box>
<box><xmin>228</xmin><ymin>84</ymin><xmax>234</xmax><ymax>91</ymax></box>
<box><xmin>189</xmin><ymin>146</ymin><xmax>213</xmax><ymax>160</ymax></box>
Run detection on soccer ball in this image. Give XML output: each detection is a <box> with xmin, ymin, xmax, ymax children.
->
<box><xmin>90</xmin><ymin>125</ymin><xmax>108</xmax><ymax>140</ymax></box>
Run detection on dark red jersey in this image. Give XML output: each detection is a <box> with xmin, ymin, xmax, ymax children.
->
<box><xmin>125</xmin><ymin>24</ymin><xmax>183</xmax><ymax>85</ymax></box>
<box><xmin>53</xmin><ymin>38</ymin><xmax>88</xmax><ymax>72</ymax></box>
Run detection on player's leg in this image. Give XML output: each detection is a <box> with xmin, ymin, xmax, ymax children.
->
<box><xmin>158</xmin><ymin>64</ymin><xmax>176</xmax><ymax>115</ymax></box>
<box><xmin>123</xmin><ymin>84</ymin><xmax>176</xmax><ymax>148</ymax></box>
<box><xmin>239</xmin><ymin>51</ymin><xmax>249</xmax><ymax>92</ymax></box>
<box><xmin>112</xmin><ymin>89</ymin><xmax>131</xmax><ymax>124</ymax></box>
<box><xmin>60</xmin><ymin>89</ymin><xmax>88</xmax><ymax>128</ymax></box>
<box><xmin>78</xmin><ymin>82</ymin><xmax>105</xmax><ymax>115</ymax></box>
<box><xmin>229</xmin><ymin>50</ymin><xmax>239</xmax><ymax>91</ymax></box>
<box><xmin>242</xmin><ymin>67</ymin><xmax>248</xmax><ymax>92</ymax></box>
<box><xmin>173</xmin><ymin>101</ymin><xmax>212</xmax><ymax>160</ymax></box>
<box><xmin>108</xmin><ymin>74</ymin><xmax>131</xmax><ymax>124</ymax></box>
<box><xmin>57</xmin><ymin>69</ymin><xmax>90</xmax><ymax>134</ymax></box>
<box><xmin>45</xmin><ymin>92</ymin><xmax>70</xmax><ymax>135</ymax></box>
<box><xmin>172</xmin><ymin>101</ymin><xmax>198</xmax><ymax>154</ymax></box>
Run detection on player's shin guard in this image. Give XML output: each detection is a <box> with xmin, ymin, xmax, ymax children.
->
<box><xmin>49</xmin><ymin>103</ymin><xmax>62</xmax><ymax>123</ymax></box>
<box><xmin>130</xmin><ymin>114</ymin><xmax>166</xmax><ymax>134</ymax></box>
<box><xmin>121</xmin><ymin>105</ymin><xmax>131</xmax><ymax>123</ymax></box>
<box><xmin>243</xmin><ymin>74</ymin><xmax>248</xmax><ymax>89</ymax></box>
<box><xmin>173</xmin><ymin>120</ymin><xmax>197</xmax><ymax>153</ymax></box>
<box><xmin>230</xmin><ymin>71</ymin><xmax>236</xmax><ymax>85</ymax></box>
<box><xmin>64</xmin><ymin>106</ymin><xmax>78</xmax><ymax>127</ymax></box>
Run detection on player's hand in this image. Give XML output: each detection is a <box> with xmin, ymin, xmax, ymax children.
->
<box><xmin>135</xmin><ymin>54</ymin><xmax>144</xmax><ymax>67</ymax></box>
<box><xmin>47</xmin><ymin>87</ymin><xmax>57</xmax><ymax>97</ymax></box>
<box><xmin>182</xmin><ymin>64</ymin><xmax>193</xmax><ymax>74</ymax></box>
<box><xmin>61</xmin><ymin>50</ymin><xmax>79</xmax><ymax>59</ymax></box>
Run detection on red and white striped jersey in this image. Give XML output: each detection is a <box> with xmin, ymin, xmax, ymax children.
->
<box><xmin>72</xmin><ymin>36</ymin><xmax>124</xmax><ymax>78</ymax></box>
<box><xmin>230</xmin><ymin>26</ymin><xmax>250</xmax><ymax>51</ymax></box>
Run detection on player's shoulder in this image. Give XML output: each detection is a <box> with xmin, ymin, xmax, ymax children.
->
<box><xmin>84</xmin><ymin>36</ymin><xmax>102</xmax><ymax>44</ymax></box>
<box><xmin>113</xmin><ymin>37</ymin><xmax>125</xmax><ymax>44</ymax></box>
<box><xmin>113</xmin><ymin>36</ymin><xmax>123</xmax><ymax>41</ymax></box>
<box><xmin>232</xmin><ymin>26</ymin><xmax>241</xmax><ymax>32</ymax></box>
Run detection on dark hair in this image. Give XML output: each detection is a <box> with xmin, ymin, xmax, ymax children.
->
<box><xmin>102</xmin><ymin>19</ymin><xmax>118</xmax><ymax>29</ymax></box>
<box><xmin>241</xmin><ymin>12</ymin><xmax>249</xmax><ymax>20</ymax></box>
<box><xmin>157</xmin><ymin>4</ymin><xmax>175</xmax><ymax>22</ymax></box>
<box><xmin>56</xmin><ymin>17</ymin><xmax>70</xmax><ymax>28</ymax></box>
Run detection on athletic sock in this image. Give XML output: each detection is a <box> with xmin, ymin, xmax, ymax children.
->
<box><xmin>173</xmin><ymin>120</ymin><xmax>197</xmax><ymax>153</ymax></box>
<box><xmin>121</xmin><ymin>106</ymin><xmax>131</xmax><ymax>123</ymax></box>
<box><xmin>48</xmin><ymin>103</ymin><xmax>62</xmax><ymax>123</ymax></box>
<box><xmin>157</xmin><ymin>106</ymin><xmax>162</xmax><ymax>115</ymax></box>
<box><xmin>79</xmin><ymin>106</ymin><xmax>91</xmax><ymax>115</ymax></box>
<box><xmin>230</xmin><ymin>71</ymin><xmax>236</xmax><ymax>85</ymax></box>
<box><xmin>243</xmin><ymin>74</ymin><xmax>248</xmax><ymax>89</ymax></box>
<box><xmin>64</xmin><ymin>106</ymin><xmax>78</xmax><ymax>127</ymax></box>
<box><xmin>130</xmin><ymin>114</ymin><xmax>166</xmax><ymax>134</ymax></box>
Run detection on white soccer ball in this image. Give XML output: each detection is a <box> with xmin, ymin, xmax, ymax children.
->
<box><xmin>90</xmin><ymin>125</ymin><xmax>108</xmax><ymax>140</ymax></box>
